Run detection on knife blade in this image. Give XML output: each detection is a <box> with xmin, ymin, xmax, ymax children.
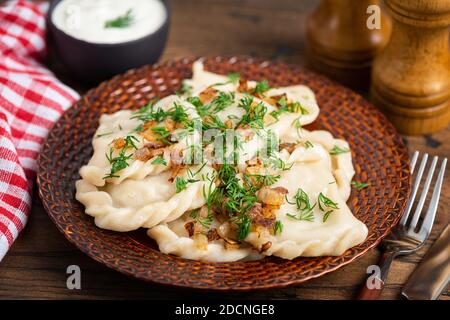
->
<box><xmin>402</xmin><ymin>224</ymin><xmax>450</xmax><ymax>300</ymax></box>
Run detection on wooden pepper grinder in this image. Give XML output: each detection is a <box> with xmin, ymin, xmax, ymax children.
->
<box><xmin>306</xmin><ymin>0</ymin><xmax>391</xmax><ymax>89</ymax></box>
<box><xmin>371</xmin><ymin>0</ymin><xmax>450</xmax><ymax>135</ymax></box>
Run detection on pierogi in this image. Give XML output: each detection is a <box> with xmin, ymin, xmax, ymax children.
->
<box><xmin>76</xmin><ymin>60</ymin><xmax>368</xmax><ymax>262</ymax></box>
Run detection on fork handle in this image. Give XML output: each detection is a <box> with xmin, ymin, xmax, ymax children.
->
<box><xmin>356</xmin><ymin>251</ymin><xmax>396</xmax><ymax>300</ymax></box>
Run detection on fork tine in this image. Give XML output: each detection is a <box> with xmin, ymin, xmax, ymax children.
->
<box><xmin>408</xmin><ymin>156</ymin><xmax>438</xmax><ymax>230</ymax></box>
<box><xmin>400</xmin><ymin>153</ymin><xmax>428</xmax><ymax>226</ymax></box>
<box><xmin>410</xmin><ymin>151</ymin><xmax>419</xmax><ymax>173</ymax></box>
<box><xmin>419</xmin><ymin>158</ymin><xmax>447</xmax><ymax>235</ymax></box>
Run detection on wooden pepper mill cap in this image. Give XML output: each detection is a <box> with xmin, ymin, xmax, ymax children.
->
<box><xmin>371</xmin><ymin>0</ymin><xmax>450</xmax><ymax>135</ymax></box>
<box><xmin>387</xmin><ymin>0</ymin><xmax>450</xmax><ymax>26</ymax></box>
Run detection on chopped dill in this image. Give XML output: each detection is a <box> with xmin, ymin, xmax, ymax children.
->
<box><xmin>236</xmin><ymin>95</ymin><xmax>267</xmax><ymax>129</ymax></box>
<box><xmin>352</xmin><ymin>181</ymin><xmax>369</xmax><ymax>190</ymax></box>
<box><xmin>150</xmin><ymin>126</ymin><xmax>172</xmax><ymax>145</ymax></box>
<box><xmin>104</xmin><ymin>9</ymin><xmax>134</xmax><ymax>28</ymax></box>
<box><xmin>292</xmin><ymin>117</ymin><xmax>303</xmax><ymax>138</ymax></box>
<box><xmin>254</xmin><ymin>80</ymin><xmax>271</xmax><ymax>95</ymax></box>
<box><xmin>95</xmin><ymin>132</ymin><xmax>113</xmax><ymax>138</ymax></box>
<box><xmin>270</xmin><ymin>156</ymin><xmax>293</xmax><ymax>171</ymax></box>
<box><xmin>285</xmin><ymin>188</ymin><xmax>316</xmax><ymax>222</ymax></box>
<box><xmin>189</xmin><ymin>209</ymin><xmax>200</xmax><ymax>219</ymax></box>
<box><xmin>317</xmin><ymin>192</ymin><xmax>339</xmax><ymax>222</ymax></box>
<box><xmin>131</xmin><ymin>101</ymin><xmax>191</xmax><ymax>132</ymax></box>
<box><xmin>329</xmin><ymin>145</ymin><xmax>350</xmax><ymax>155</ymax></box>
<box><xmin>246</xmin><ymin>173</ymin><xmax>280</xmax><ymax>187</ymax></box>
<box><xmin>227</xmin><ymin>72</ymin><xmax>240</xmax><ymax>84</ymax></box>
<box><xmin>209</xmin><ymin>72</ymin><xmax>241</xmax><ymax>87</ymax></box>
<box><xmin>304</xmin><ymin>140</ymin><xmax>314</xmax><ymax>149</ymax></box>
<box><xmin>270</xmin><ymin>96</ymin><xmax>309</xmax><ymax>119</ymax></box>
<box><xmin>273</xmin><ymin>220</ymin><xmax>283</xmax><ymax>235</ymax></box>
<box><xmin>151</xmin><ymin>156</ymin><xmax>167</xmax><ymax>166</ymax></box>
<box><xmin>174</xmin><ymin>163</ymin><xmax>207</xmax><ymax>193</ymax></box>
<box><xmin>210</xmin><ymin>91</ymin><xmax>235</xmax><ymax>113</ymax></box>
<box><xmin>103</xmin><ymin>135</ymin><xmax>139</xmax><ymax>179</ymax></box>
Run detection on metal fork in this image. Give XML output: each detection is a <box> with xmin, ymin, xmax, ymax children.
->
<box><xmin>357</xmin><ymin>151</ymin><xmax>447</xmax><ymax>300</ymax></box>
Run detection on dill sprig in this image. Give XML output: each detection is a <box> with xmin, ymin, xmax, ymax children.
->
<box><xmin>189</xmin><ymin>183</ymin><xmax>216</xmax><ymax>231</ymax></box>
<box><xmin>292</xmin><ymin>117</ymin><xmax>303</xmax><ymax>138</ymax></box>
<box><xmin>219</xmin><ymin>164</ymin><xmax>258</xmax><ymax>215</ymax></box>
<box><xmin>151</xmin><ymin>155</ymin><xmax>167</xmax><ymax>166</ymax></box>
<box><xmin>189</xmin><ymin>209</ymin><xmax>200</xmax><ymax>219</ymax></box>
<box><xmin>271</xmin><ymin>96</ymin><xmax>309</xmax><ymax>119</ymax></box>
<box><xmin>352</xmin><ymin>181</ymin><xmax>369</xmax><ymax>190</ymax></box>
<box><xmin>286</xmin><ymin>188</ymin><xmax>316</xmax><ymax>222</ymax></box>
<box><xmin>254</xmin><ymin>80</ymin><xmax>271</xmax><ymax>95</ymax></box>
<box><xmin>329</xmin><ymin>145</ymin><xmax>350</xmax><ymax>155</ymax></box>
<box><xmin>198</xmin><ymin>212</ymin><xmax>213</xmax><ymax>229</ymax></box>
<box><xmin>304</xmin><ymin>140</ymin><xmax>314</xmax><ymax>149</ymax></box>
<box><xmin>270</xmin><ymin>156</ymin><xmax>293</xmax><ymax>171</ymax></box>
<box><xmin>103</xmin><ymin>135</ymin><xmax>139</xmax><ymax>179</ymax></box>
<box><xmin>273</xmin><ymin>220</ymin><xmax>283</xmax><ymax>235</ymax></box>
<box><xmin>174</xmin><ymin>163</ymin><xmax>207</xmax><ymax>193</ymax></box>
<box><xmin>209</xmin><ymin>73</ymin><xmax>241</xmax><ymax>87</ymax></box>
<box><xmin>236</xmin><ymin>214</ymin><xmax>252</xmax><ymax>240</ymax></box>
<box><xmin>236</xmin><ymin>95</ymin><xmax>267</xmax><ymax>129</ymax></box>
<box><xmin>150</xmin><ymin>126</ymin><xmax>172</xmax><ymax>145</ymax></box>
<box><xmin>227</xmin><ymin>72</ymin><xmax>240</xmax><ymax>84</ymax></box>
<box><xmin>95</xmin><ymin>131</ymin><xmax>113</xmax><ymax>138</ymax></box>
<box><xmin>246</xmin><ymin>173</ymin><xmax>280</xmax><ymax>187</ymax></box>
<box><xmin>131</xmin><ymin>101</ymin><xmax>166</xmax><ymax>123</ymax></box>
<box><xmin>175</xmin><ymin>176</ymin><xmax>189</xmax><ymax>193</ymax></box>
<box><xmin>210</xmin><ymin>91</ymin><xmax>235</xmax><ymax>113</ymax></box>
<box><xmin>211</xmin><ymin>164</ymin><xmax>259</xmax><ymax>240</ymax></box>
<box><xmin>202</xmin><ymin>114</ymin><xmax>228</xmax><ymax>130</ymax></box>
<box><xmin>318</xmin><ymin>192</ymin><xmax>339</xmax><ymax>222</ymax></box>
<box><xmin>104</xmin><ymin>9</ymin><xmax>134</xmax><ymax>29</ymax></box>
<box><xmin>191</xmin><ymin>91</ymin><xmax>235</xmax><ymax>118</ymax></box>
<box><xmin>202</xmin><ymin>172</ymin><xmax>220</xmax><ymax>210</ymax></box>
<box><xmin>186</xmin><ymin>92</ymin><xmax>234</xmax><ymax>131</ymax></box>
<box><xmin>132</xmin><ymin>101</ymin><xmax>191</xmax><ymax>131</ymax></box>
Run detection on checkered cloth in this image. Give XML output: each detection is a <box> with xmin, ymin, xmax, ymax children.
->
<box><xmin>0</xmin><ymin>0</ymin><xmax>79</xmax><ymax>260</ymax></box>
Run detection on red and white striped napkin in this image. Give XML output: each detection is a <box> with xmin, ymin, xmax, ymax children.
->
<box><xmin>0</xmin><ymin>0</ymin><xmax>79</xmax><ymax>260</ymax></box>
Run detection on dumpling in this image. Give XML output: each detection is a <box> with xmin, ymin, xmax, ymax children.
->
<box><xmin>266</xmin><ymin>85</ymin><xmax>320</xmax><ymax>127</ymax></box>
<box><xmin>184</xmin><ymin>61</ymin><xmax>319</xmax><ymax>127</ymax></box>
<box><xmin>282</xmin><ymin>129</ymin><xmax>355</xmax><ymax>200</ymax></box>
<box><xmin>245</xmin><ymin>143</ymin><xmax>367</xmax><ymax>259</ymax></box>
<box><xmin>79</xmin><ymin>95</ymin><xmax>201</xmax><ymax>187</ymax></box>
<box><xmin>76</xmin><ymin>164</ymin><xmax>217</xmax><ymax>231</ymax></box>
<box><xmin>148</xmin><ymin>212</ymin><xmax>261</xmax><ymax>262</ymax></box>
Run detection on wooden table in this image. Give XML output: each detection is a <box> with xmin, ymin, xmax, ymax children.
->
<box><xmin>0</xmin><ymin>0</ymin><xmax>448</xmax><ymax>300</ymax></box>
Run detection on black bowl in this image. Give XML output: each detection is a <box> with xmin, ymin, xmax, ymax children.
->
<box><xmin>47</xmin><ymin>0</ymin><xmax>170</xmax><ymax>84</ymax></box>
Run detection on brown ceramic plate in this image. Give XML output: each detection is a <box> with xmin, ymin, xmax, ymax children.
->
<box><xmin>37</xmin><ymin>56</ymin><xmax>411</xmax><ymax>290</ymax></box>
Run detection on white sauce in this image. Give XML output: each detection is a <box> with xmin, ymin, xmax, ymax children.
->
<box><xmin>52</xmin><ymin>0</ymin><xmax>167</xmax><ymax>44</ymax></box>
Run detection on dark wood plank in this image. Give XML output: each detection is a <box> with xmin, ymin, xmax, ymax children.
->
<box><xmin>0</xmin><ymin>0</ymin><xmax>449</xmax><ymax>300</ymax></box>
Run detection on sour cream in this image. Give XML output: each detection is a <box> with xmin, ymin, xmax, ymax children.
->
<box><xmin>52</xmin><ymin>0</ymin><xmax>167</xmax><ymax>44</ymax></box>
